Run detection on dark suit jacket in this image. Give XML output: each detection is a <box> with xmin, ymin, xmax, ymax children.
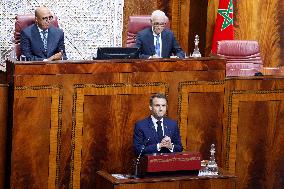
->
<box><xmin>20</xmin><ymin>24</ymin><xmax>67</xmax><ymax>61</ymax></box>
<box><xmin>135</xmin><ymin>27</ymin><xmax>185</xmax><ymax>59</ymax></box>
<box><xmin>133</xmin><ymin>116</ymin><xmax>183</xmax><ymax>156</ymax></box>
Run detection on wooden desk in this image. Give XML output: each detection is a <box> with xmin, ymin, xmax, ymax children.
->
<box><xmin>95</xmin><ymin>170</ymin><xmax>236</xmax><ymax>189</ymax></box>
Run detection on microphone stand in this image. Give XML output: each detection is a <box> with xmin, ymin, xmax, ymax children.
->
<box><xmin>133</xmin><ymin>138</ymin><xmax>150</xmax><ymax>178</ymax></box>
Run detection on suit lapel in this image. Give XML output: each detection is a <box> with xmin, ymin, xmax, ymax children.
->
<box><xmin>161</xmin><ymin>30</ymin><xmax>168</xmax><ymax>58</ymax></box>
<box><xmin>32</xmin><ymin>25</ymin><xmax>45</xmax><ymax>53</ymax></box>
<box><xmin>163</xmin><ymin>118</ymin><xmax>171</xmax><ymax>137</ymax></box>
<box><xmin>147</xmin><ymin>117</ymin><xmax>159</xmax><ymax>143</ymax></box>
<box><xmin>47</xmin><ymin>27</ymin><xmax>55</xmax><ymax>57</ymax></box>
<box><xmin>147</xmin><ymin>29</ymin><xmax>155</xmax><ymax>55</ymax></box>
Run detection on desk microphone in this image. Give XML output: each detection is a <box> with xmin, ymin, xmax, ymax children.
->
<box><xmin>60</xmin><ymin>50</ymin><xmax>64</xmax><ymax>60</ymax></box>
<box><xmin>136</xmin><ymin>137</ymin><xmax>150</xmax><ymax>163</ymax></box>
<box><xmin>133</xmin><ymin>137</ymin><xmax>150</xmax><ymax>178</ymax></box>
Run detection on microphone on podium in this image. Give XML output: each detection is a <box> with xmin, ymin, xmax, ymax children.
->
<box><xmin>133</xmin><ymin>137</ymin><xmax>150</xmax><ymax>178</ymax></box>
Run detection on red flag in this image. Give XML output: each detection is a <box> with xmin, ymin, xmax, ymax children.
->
<box><xmin>211</xmin><ymin>0</ymin><xmax>234</xmax><ymax>54</ymax></box>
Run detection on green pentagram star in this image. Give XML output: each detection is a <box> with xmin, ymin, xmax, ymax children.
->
<box><xmin>218</xmin><ymin>0</ymin><xmax>233</xmax><ymax>31</ymax></box>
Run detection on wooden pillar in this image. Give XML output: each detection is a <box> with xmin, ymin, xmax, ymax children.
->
<box><xmin>0</xmin><ymin>84</ymin><xmax>8</xmax><ymax>189</ymax></box>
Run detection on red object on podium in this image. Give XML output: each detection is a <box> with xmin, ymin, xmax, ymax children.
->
<box><xmin>140</xmin><ymin>152</ymin><xmax>201</xmax><ymax>173</ymax></box>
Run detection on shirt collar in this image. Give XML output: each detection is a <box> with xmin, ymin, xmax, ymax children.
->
<box><xmin>151</xmin><ymin>115</ymin><xmax>163</xmax><ymax>124</ymax></box>
<box><xmin>152</xmin><ymin>27</ymin><xmax>161</xmax><ymax>37</ymax></box>
<box><xmin>37</xmin><ymin>26</ymin><xmax>48</xmax><ymax>33</ymax></box>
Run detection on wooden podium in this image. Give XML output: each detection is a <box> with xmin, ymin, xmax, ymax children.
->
<box><xmin>95</xmin><ymin>170</ymin><xmax>236</xmax><ymax>189</ymax></box>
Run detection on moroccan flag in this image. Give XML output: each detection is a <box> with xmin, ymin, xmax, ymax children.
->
<box><xmin>211</xmin><ymin>0</ymin><xmax>234</xmax><ymax>54</ymax></box>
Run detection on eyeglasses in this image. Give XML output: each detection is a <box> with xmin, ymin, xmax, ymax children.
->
<box><xmin>41</xmin><ymin>16</ymin><xmax>54</xmax><ymax>22</ymax></box>
<box><xmin>153</xmin><ymin>22</ymin><xmax>166</xmax><ymax>27</ymax></box>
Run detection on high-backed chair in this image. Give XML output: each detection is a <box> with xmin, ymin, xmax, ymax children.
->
<box><xmin>217</xmin><ymin>40</ymin><xmax>263</xmax><ymax>76</ymax></box>
<box><xmin>126</xmin><ymin>15</ymin><xmax>170</xmax><ymax>47</ymax></box>
<box><xmin>14</xmin><ymin>14</ymin><xmax>59</xmax><ymax>59</ymax></box>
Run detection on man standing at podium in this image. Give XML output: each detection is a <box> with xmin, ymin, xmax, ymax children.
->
<box><xmin>135</xmin><ymin>10</ymin><xmax>185</xmax><ymax>59</ymax></box>
<box><xmin>133</xmin><ymin>93</ymin><xmax>183</xmax><ymax>155</ymax></box>
<box><xmin>20</xmin><ymin>6</ymin><xmax>67</xmax><ymax>61</ymax></box>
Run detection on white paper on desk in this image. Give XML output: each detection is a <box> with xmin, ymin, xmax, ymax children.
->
<box><xmin>111</xmin><ymin>174</ymin><xmax>129</xmax><ymax>179</ymax></box>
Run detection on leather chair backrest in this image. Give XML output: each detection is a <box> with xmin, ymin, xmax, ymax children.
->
<box><xmin>126</xmin><ymin>15</ymin><xmax>170</xmax><ymax>47</ymax></box>
<box><xmin>14</xmin><ymin>14</ymin><xmax>59</xmax><ymax>59</ymax></box>
<box><xmin>217</xmin><ymin>40</ymin><xmax>263</xmax><ymax>76</ymax></box>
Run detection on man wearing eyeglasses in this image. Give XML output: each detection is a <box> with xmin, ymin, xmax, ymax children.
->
<box><xmin>135</xmin><ymin>10</ymin><xmax>185</xmax><ymax>59</ymax></box>
<box><xmin>20</xmin><ymin>6</ymin><xmax>67</xmax><ymax>61</ymax></box>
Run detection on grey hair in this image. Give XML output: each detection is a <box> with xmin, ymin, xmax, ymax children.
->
<box><xmin>150</xmin><ymin>10</ymin><xmax>167</xmax><ymax>22</ymax></box>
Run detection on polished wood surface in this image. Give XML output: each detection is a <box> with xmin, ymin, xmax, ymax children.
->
<box><xmin>0</xmin><ymin>84</ymin><xmax>8</xmax><ymax>189</ymax></box>
<box><xmin>7</xmin><ymin>58</ymin><xmax>225</xmax><ymax>189</ymax></box>
<box><xmin>224</xmin><ymin>76</ymin><xmax>284</xmax><ymax>189</ymax></box>
<box><xmin>95</xmin><ymin>170</ymin><xmax>236</xmax><ymax>189</ymax></box>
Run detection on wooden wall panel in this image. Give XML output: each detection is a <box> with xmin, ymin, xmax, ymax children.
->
<box><xmin>0</xmin><ymin>84</ymin><xmax>8</xmax><ymax>189</ymax></box>
<box><xmin>224</xmin><ymin>78</ymin><xmax>284</xmax><ymax>189</ymax></box>
<box><xmin>234</xmin><ymin>0</ymin><xmax>281</xmax><ymax>67</ymax></box>
<box><xmin>206</xmin><ymin>0</ymin><xmax>218</xmax><ymax>56</ymax></box>
<box><xmin>279</xmin><ymin>0</ymin><xmax>284</xmax><ymax>66</ymax></box>
<box><xmin>74</xmin><ymin>84</ymin><xmax>168</xmax><ymax>189</ymax></box>
<box><xmin>178</xmin><ymin>81</ymin><xmax>224</xmax><ymax>164</ymax></box>
<box><xmin>11</xmin><ymin>86</ymin><xmax>63</xmax><ymax>189</ymax></box>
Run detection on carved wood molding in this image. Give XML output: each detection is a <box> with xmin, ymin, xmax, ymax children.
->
<box><xmin>70</xmin><ymin>82</ymin><xmax>169</xmax><ymax>189</ymax></box>
<box><xmin>225</xmin><ymin>89</ymin><xmax>284</xmax><ymax>174</ymax></box>
<box><xmin>177</xmin><ymin>80</ymin><xmax>225</xmax><ymax>150</ymax></box>
<box><xmin>14</xmin><ymin>85</ymin><xmax>63</xmax><ymax>189</ymax></box>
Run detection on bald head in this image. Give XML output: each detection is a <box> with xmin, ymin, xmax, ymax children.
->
<box><xmin>35</xmin><ymin>7</ymin><xmax>50</xmax><ymax>17</ymax></box>
<box><xmin>35</xmin><ymin>7</ymin><xmax>53</xmax><ymax>30</ymax></box>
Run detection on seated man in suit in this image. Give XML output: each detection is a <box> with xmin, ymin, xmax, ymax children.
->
<box><xmin>133</xmin><ymin>93</ymin><xmax>183</xmax><ymax>156</ymax></box>
<box><xmin>135</xmin><ymin>10</ymin><xmax>185</xmax><ymax>59</ymax></box>
<box><xmin>20</xmin><ymin>6</ymin><xmax>67</xmax><ymax>61</ymax></box>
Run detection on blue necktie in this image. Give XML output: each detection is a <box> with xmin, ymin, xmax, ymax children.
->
<box><xmin>157</xmin><ymin>121</ymin><xmax>163</xmax><ymax>141</ymax></box>
<box><xmin>155</xmin><ymin>35</ymin><xmax>160</xmax><ymax>57</ymax></box>
<box><xmin>41</xmin><ymin>30</ymin><xmax>48</xmax><ymax>52</ymax></box>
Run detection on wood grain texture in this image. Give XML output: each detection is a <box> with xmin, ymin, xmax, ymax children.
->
<box><xmin>279</xmin><ymin>0</ymin><xmax>284</xmax><ymax>66</ymax></box>
<box><xmin>224</xmin><ymin>77</ymin><xmax>284</xmax><ymax>189</ymax></box>
<box><xmin>234</xmin><ymin>0</ymin><xmax>281</xmax><ymax>67</ymax></box>
<box><xmin>206</xmin><ymin>0</ymin><xmax>219</xmax><ymax>56</ymax></box>
<box><xmin>178</xmin><ymin>81</ymin><xmax>224</xmax><ymax>164</ymax></box>
<box><xmin>0</xmin><ymin>85</ymin><xmax>8</xmax><ymax>189</ymax></box>
<box><xmin>95</xmin><ymin>170</ymin><xmax>236</xmax><ymax>189</ymax></box>
<box><xmin>11</xmin><ymin>86</ymin><xmax>62</xmax><ymax>189</ymax></box>
<box><xmin>187</xmin><ymin>0</ymin><xmax>209</xmax><ymax>57</ymax></box>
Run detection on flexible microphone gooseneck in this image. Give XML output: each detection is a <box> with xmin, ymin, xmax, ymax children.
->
<box><xmin>133</xmin><ymin>137</ymin><xmax>150</xmax><ymax>178</ymax></box>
